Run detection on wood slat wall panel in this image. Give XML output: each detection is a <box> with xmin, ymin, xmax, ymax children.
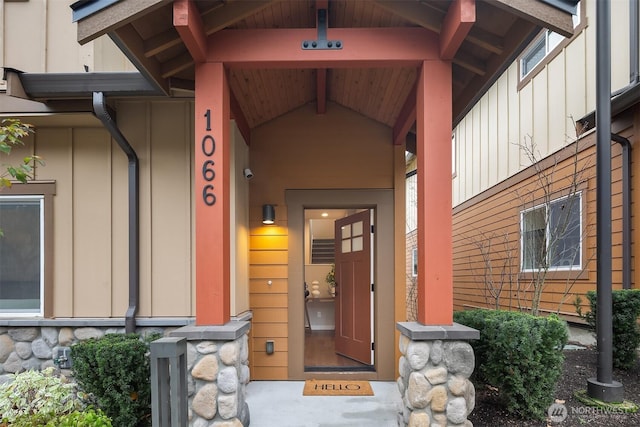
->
<box><xmin>252</xmin><ymin>352</ymin><xmax>288</xmax><ymax>367</ymax></box>
<box><xmin>252</xmin><ymin>307</ymin><xmax>288</xmax><ymax>323</ymax></box>
<box><xmin>250</xmin><ymin>250</ymin><xmax>288</xmax><ymax>265</ymax></box>
<box><xmin>254</xmin><ymin>337</ymin><xmax>289</xmax><ymax>352</ymax></box>
<box><xmin>249</xmin><ymin>265</ymin><xmax>288</xmax><ymax>279</ymax></box>
<box><xmin>250</xmin><ymin>294</ymin><xmax>289</xmax><ymax>308</ymax></box>
<box><xmin>250</xmin><ymin>235</ymin><xmax>289</xmax><ymax>249</ymax></box>
<box><xmin>251</xmin><ymin>323</ymin><xmax>288</xmax><ymax>338</ymax></box>
<box><xmin>250</xmin><ymin>279</ymin><xmax>288</xmax><ymax>294</ymax></box>
<box><xmin>452</xmin><ymin>138</ymin><xmax>628</xmax><ymax>321</ymax></box>
<box><xmin>251</xmin><ymin>366</ymin><xmax>288</xmax><ymax>380</ymax></box>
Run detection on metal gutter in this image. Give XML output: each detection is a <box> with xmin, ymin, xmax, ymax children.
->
<box><xmin>92</xmin><ymin>92</ymin><xmax>140</xmax><ymax>334</ymax></box>
<box><xmin>610</xmin><ymin>134</ymin><xmax>631</xmax><ymax>290</ymax></box>
<box><xmin>13</xmin><ymin>71</ymin><xmax>162</xmax><ymax>100</ymax></box>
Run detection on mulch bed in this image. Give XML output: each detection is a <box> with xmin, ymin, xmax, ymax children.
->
<box><xmin>469</xmin><ymin>345</ymin><xmax>640</xmax><ymax>427</ymax></box>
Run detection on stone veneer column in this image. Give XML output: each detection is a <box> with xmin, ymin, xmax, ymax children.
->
<box><xmin>170</xmin><ymin>321</ymin><xmax>251</xmax><ymax>427</ymax></box>
<box><xmin>396</xmin><ymin>322</ymin><xmax>479</xmax><ymax>427</ymax></box>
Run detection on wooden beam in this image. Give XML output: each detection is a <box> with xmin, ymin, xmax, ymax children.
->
<box><xmin>315</xmin><ymin>0</ymin><xmax>328</xmax><ymax>114</ymax></box>
<box><xmin>112</xmin><ymin>25</ymin><xmax>170</xmax><ymax>94</ymax></box>
<box><xmin>77</xmin><ymin>0</ymin><xmax>170</xmax><ymax>44</ymax></box>
<box><xmin>392</xmin><ymin>80</ymin><xmax>417</xmax><ymax>146</ymax></box>
<box><xmin>207</xmin><ymin>28</ymin><xmax>439</xmax><ymax>68</ymax></box>
<box><xmin>316</xmin><ymin>68</ymin><xmax>327</xmax><ymax>114</ymax></box>
<box><xmin>230</xmin><ymin>88</ymin><xmax>251</xmax><ymax>145</ymax></box>
<box><xmin>452</xmin><ymin>50</ymin><xmax>486</xmax><ymax>76</ymax></box>
<box><xmin>144</xmin><ymin>28</ymin><xmax>181</xmax><ymax>58</ymax></box>
<box><xmin>195</xmin><ymin>62</ymin><xmax>231</xmax><ymax>325</ymax></box>
<box><xmin>453</xmin><ymin>19</ymin><xmax>535</xmax><ymax>122</ymax></box>
<box><xmin>174</xmin><ymin>0</ymin><xmax>207</xmax><ymax>63</ymax></box>
<box><xmin>144</xmin><ymin>1</ymin><xmax>279</xmax><ymax>59</ymax></box>
<box><xmin>416</xmin><ymin>59</ymin><xmax>454</xmax><ymax>325</ymax></box>
<box><xmin>201</xmin><ymin>1</ymin><xmax>280</xmax><ymax>35</ymax></box>
<box><xmin>161</xmin><ymin>52</ymin><xmax>194</xmax><ymax>78</ymax></box>
<box><xmin>440</xmin><ymin>0</ymin><xmax>475</xmax><ymax>60</ymax></box>
<box><xmin>487</xmin><ymin>0</ymin><xmax>575</xmax><ymax>38</ymax></box>
<box><xmin>373</xmin><ymin>0</ymin><xmax>502</xmax><ymax>55</ymax></box>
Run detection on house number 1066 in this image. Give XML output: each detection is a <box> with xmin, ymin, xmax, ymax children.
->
<box><xmin>202</xmin><ymin>109</ymin><xmax>216</xmax><ymax>206</ymax></box>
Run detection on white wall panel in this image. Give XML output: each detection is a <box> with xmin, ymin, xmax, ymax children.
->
<box><xmin>453</xmin><ymin>1</ymin><xmax>636</xmax><ymax>208</ymax></box>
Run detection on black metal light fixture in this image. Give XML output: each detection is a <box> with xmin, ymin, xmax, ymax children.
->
<box><xmin>262</xmin><ymin>204</ymin><xmax>275</xmax><ymax>225</ymax></box>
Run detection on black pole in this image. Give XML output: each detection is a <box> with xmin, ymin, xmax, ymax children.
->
<box><xmin>587</xmin><ymin>0</ymin><xmax>623</xmax><ymax>402</ymax></box>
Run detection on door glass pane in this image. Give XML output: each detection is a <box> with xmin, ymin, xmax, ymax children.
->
<box><xmin>352</xmin><ymin>221</ymin><xmax>363</xmax><ymax>236</ymax></box>
<box><xmin>352</xmin><ymin>236</ymin><xmax>363</xmax><ymax>252</ymax></box>
<box><xmin>342</xmin><ymin>239</ymin><xmax>351</xmax><ymax>253</ymax></box>
<box><xmin>341</xmin><ymin>224</ymin><xmax>351</xmax><ymax>239</ymax></box>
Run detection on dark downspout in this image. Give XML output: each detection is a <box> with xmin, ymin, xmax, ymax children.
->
<box><xmin>92</xmin><ymin>92</ymin><xmax>140</xmax><ymax>334</ymax></box>
<box><xmin>611</xmin><ymin>134</ymin><xmax>631</xmax><ymax>290</ymax></box>
<box><xmin>630</xmin><ymin>0</ymin><xmax>639</xmax><ymax>85</ymax></box>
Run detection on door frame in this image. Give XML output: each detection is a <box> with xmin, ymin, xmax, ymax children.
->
<box><xmin>286</xmin><ymin>189</ymin><xmax>394</xmax><ymax>380</ymax></box>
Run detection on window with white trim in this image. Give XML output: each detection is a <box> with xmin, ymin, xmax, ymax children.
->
<box><xmin>0</xmin><ymin>195</ymin><xmax>44</xmax><ymax>316</ymax></box>
<box><xmin>412</xmin><ymin>248</ymin><xmax>418</xmax><ymax>277</ymax></box>
<box><xmin>519</xmin><ymin>2</ymin><xmax>581</xmax><ymax>80</ymax></box>
<box><xmin>521</xmin><ymin>193</ymin><xmax>582</xmax><ymax>272</ymax></box>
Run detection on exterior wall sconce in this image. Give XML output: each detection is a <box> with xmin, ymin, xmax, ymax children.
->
<box><xmin>265</xmin><ymin>340</ymin><xmax>275</xmax><ymax>355</ymax></box>
<box><xmin>262</xmin><ymin>204</ymin><xmax>275</xmax><ymax>224</ymax></box>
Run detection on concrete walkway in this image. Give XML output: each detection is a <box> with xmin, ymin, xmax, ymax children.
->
<box><xmin>245</xmin><ymin>380</ymin><xmax>402</xmax><ymax>427</ymax></box>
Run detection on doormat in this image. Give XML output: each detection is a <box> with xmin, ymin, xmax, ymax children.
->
<box><xmin>303</xmin><ymin>379</ymin><xmax>374</xmax><ymax>396</ymax></box>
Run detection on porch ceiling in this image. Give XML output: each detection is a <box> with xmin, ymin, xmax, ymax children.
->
<box><xmin>74</xmin><ymin>0</ymin><xmax>575</xmax><ymax>134</ymax></box>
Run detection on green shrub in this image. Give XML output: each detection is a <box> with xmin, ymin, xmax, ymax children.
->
<box><xmin>454</xmin><ymin>309</ymin><xmax>568</xmax><ymax>420</ymax></box>
<box><xmin>46</xmin><ymin>408</ymin><xmax>113</xmax><ymax>427</ymax></box>
<box><xmin>71</xmin><ymin>334</ymin><xmax>154</xmax><ymax>427</ymax></box>
<box><xmin>584</xmin><ymin>289</ymin><xmax>640</xmax><ymax>370</ymax></box>
<box><xmin>0</xmin><ymin>367</ymin><xmax>86</xmax><ymax>426</ymax></box>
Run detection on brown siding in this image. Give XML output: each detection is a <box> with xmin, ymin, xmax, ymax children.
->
<box><xmin>453</xmin><ymin>128</ymin><xmax>633</xmax><ymax>322</ymax></box>
<box><xmin>248</xmin><ymin>102</ymin><xmax>397</xmax><ymax>380</ymax></box>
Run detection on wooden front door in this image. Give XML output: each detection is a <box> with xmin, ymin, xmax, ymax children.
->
<box><xmin>334</xmin><ymin>210</ymin><xmax>373</xmax><ymax>365</ymax></box>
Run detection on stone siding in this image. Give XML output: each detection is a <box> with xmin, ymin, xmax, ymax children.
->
<box><xmin>0</xmin><ymin>325</ymin><xmax>170</xmax><ymax>382</ymax></box>
<box><xmin>184</xmin><ymin>334</ymin><xmax>250</xmax><ymax>426</ymax></box>
<box><xmin>396</xmin><ymin>322</ymin><xmax>478</xmax><ymax>427</ymax></box>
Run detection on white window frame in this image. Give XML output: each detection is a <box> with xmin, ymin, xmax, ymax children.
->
<box><xmin>520</xmin><ymin>192</ymin><xmax>582</xmax><ymax>273</ymax></box>
<box><xmin>0</xmin><ymin>195</ymin><xmax>45</xmax><ymax>317</ymax></box>
<box><xmin>519</xmin><ymin>2</ymin><xmax>581</xmax><ymax>80</ymax></box>
<box><xmin>412</xmin><ymin>248</ymin><xmax>418</xmax><ymax>277</ymax></box>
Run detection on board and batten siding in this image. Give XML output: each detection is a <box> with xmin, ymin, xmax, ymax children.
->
<box><xmin>0</xmin><ymin>0</ymin><xmax>135</xmax><ymax>82</ymax></box>
<box><xmin>452</xmin><ymin>124</ymin><xmax>633</xmax><ymax>321</ymax></box>
<box><xmin>12</xmin><ymin>100</ymin><xmax>250</xmax><ymax>319</ymax></box>
<box><xmin>453</xmin><ymin>0</ymin><xmax>635</xmax><ymax>207</ymax></box>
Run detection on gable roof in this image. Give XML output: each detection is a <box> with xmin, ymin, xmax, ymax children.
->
<box><xmin>68</xmin><ymin>0</ymin><xmax>575</xmax><ymax>136</ymax></box>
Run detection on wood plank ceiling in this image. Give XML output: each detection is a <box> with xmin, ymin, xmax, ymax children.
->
<box><xmin>78</xmin><ymin>0</ymin><xmax>573</xmax><ymax>137</ymax></box>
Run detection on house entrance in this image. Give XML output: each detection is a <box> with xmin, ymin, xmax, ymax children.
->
<box><xmin>303</xmin><ymin>208</ymin><xmax>374</xmax><ymax>372</ymax></box>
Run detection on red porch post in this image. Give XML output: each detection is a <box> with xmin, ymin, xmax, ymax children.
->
<box><xmin>416</xmin><ymin>59</ymin><xmax>453</xmax><ymax>325</ymax></box>
<box><xmin>194</xmin><ymin>62</ymin><xmax>231</xmax><ymax>325</ymax></box>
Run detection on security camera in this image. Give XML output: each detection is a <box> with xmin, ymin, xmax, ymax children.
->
<box><xmin>243</xmin><ymin>168</ymin><xmax>254</xmax><ymax>180</ymax></box>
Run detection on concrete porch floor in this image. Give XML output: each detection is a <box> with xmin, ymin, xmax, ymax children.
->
<box><xmin>245</xmin><ymin>380</ymin><xmax>402</xmax><ymax>427</ymax></box>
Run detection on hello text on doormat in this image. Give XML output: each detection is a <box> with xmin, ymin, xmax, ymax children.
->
<box><xmin>303</xmin><ymin>379</ymin><xmax>374</xmax><ymax>396</ymax></box>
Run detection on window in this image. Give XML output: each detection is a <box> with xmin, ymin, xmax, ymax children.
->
<box><xmin>519</xmin><ymin>2</ymin><xmax>581</xmax><ymax>80</ymax></box>
<box><xmin>412</xmin><ymin>248</ymin><xmax>418</xmax><ymax>277</ymax></box>
<box><xmin>0</xmin><ymin>196</ymin><xmax>44</xmax><ymax>315</ymax></box>
<box><xmin>520</xmin><ymin>31</ymin><xmax>565</xmax><ymax>78</ymax></box>
<box><xmin>452</xmin><ymin>133</ymin><xmax>456</xmax><ymax>178</ymax></box>
<box><xmin>521</xmin><ymin>193</ymin><xmax>582</xmax><ymax>272</ymax></box>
